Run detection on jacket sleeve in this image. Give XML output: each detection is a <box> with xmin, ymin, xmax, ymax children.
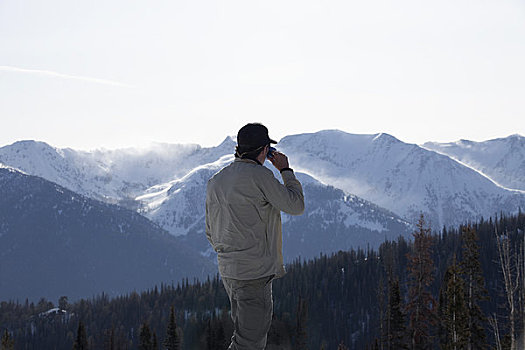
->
<box><xmin>205</xmin><ymin>180</ymin><xmax>214</xmax><ymax>246</ymax></box>
<box><xmin>259</xmin><ymin>168</ymin><xmax>305</xmax><ymax>215</ymax></box>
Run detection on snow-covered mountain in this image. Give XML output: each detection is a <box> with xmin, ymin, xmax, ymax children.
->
<box><xmin>423</xmin><ymin>134</ymin><xmax>525</xmax><ymax>191</ymax></box>
<box><xmin>1</xmin><ymin>130</ymin><xmax>524</xmax><ymax>246</ymax></box>
<box><xmin>0</xmin><ymin>138</ymin><xmax>235</xmax><ymax>206</ymax></box>
<box><xmin>277</xmin><ymin>130</ymin><xmax>525</xmax><ymax>229</ymax></box>
<box><xmin>136</xmin><ymin>154</ymin><xmax>412</xmax><ymax>260</ymax></box>
<box><xmin>0</xmin><ymin>137</ymin><xmax>414</xmax><ymax>258</ymax></box>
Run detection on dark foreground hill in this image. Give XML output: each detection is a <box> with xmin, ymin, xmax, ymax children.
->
<box><xmin>0</xmin><ymin>167</ymin><xmax>215</xmax><ymax>301</ymax></box>
<box><xmin>1</xmin><ymin>212</ymin><xmax>523</xmax><ymax>349</ymax></box>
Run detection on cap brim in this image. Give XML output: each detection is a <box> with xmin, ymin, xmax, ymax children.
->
<box><xmin>270</xmin><ymin>138</ymin><xmax>277</xmax><ymax>144</ymax></box>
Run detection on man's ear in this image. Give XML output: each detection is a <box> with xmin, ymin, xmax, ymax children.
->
<box><xmin>258</xmin><ymin>144</ymin><xmax>270</xmax><ymax>160</ymax></box>
<box><xmin>263</xmin><ymin>144</ymin><xmax>270</xmax><ymax>156</ymax></box>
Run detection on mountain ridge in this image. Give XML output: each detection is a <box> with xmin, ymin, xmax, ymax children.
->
<box><xmin>0</xmin><ymin>167</ymin><xmax>215</xmax><ymax>301</ymax></box>
<box><xmin>423</xmin><ymin>134</ymin><xmax>525</xmax><ymax>191</ymax></box>
<box><xmin>1</xmin><ymin>130</ymin><xmax>524</xmax><ymax>238</ymax></box>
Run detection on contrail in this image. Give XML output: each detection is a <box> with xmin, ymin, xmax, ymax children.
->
<box><xmin>0</xmin><ymin>65</ymin><xmax>135</xmax><ymax>88</ymax></box>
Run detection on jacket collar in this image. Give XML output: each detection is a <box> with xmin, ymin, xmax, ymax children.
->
<box><xmin>234</xmin><ymin>156</ymin><xmax>263</xmax><ymax>166</ymax></box>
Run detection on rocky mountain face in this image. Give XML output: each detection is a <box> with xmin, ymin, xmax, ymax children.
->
<box><xmin>280</xmin><ymin>179</ymin><xmax>411</xmax><ymax>260</ymax></box>
<box><xmin>423</xmin><ymin>134</ymin><xmax>525</xmax><ymax>191</ymax></box>
<box><xmin>0</xmin><ymin>166</ymin><xmax>215</xmax><ymax>302</ymax></box>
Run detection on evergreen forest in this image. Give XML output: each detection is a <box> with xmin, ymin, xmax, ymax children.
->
<box><xmin>1</xmin><ymin>212</ymin><xmax>524</xmax><ymax>349</ymax></box>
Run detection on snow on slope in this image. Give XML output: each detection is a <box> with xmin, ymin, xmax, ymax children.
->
<box><xmin>0</xmin><ymin>140</ymin><xmax>118</xmax><ymax>201</ymax></box>
<box><xmin>277</xmin><ymin>130</ymin><xmax>525</xmax><ymax>229</ymax></box>
<box><xmin>281</xmin><ymin>179</ymin><xmax>411</xmax><ymax>259</ymax></box>
<box><xmin>137</xmin><ymin>154</ymin><xmax>412</xmax><ymax>260</ymax></box>
<box><xmin>0</xmin><ymin>138</ymin><xmax>235</xmax><ymax>205</ymax></box>
<box><xmin>423</xmin><ymin>134</ymin><xmax>525</xmax><ymax>191</ymax></box>
<box><xmin>137</xmin><ymin>154</ymin><xmax>233</xmax><ymax>236</ymax></box>
<box><xmin>0</xmin><ymin>162</ymin><xmax>21</xmax><ymax>172</ymax></box>
<box><xmin>2</xmin><ymin>131</ymin><xmax>524</xmax><ymax>236</ymax></box>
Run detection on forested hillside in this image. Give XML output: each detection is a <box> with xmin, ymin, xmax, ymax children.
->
<box><xmin>1</xmin><ymin>212</ymin><xmax>524</xmax><ymax>349</ymax></box>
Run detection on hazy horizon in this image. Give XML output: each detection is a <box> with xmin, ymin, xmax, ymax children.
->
<box><xmin>1</xmin><ymin>129</ymin><xmax>524</xmax><ymax>152</ymax></box>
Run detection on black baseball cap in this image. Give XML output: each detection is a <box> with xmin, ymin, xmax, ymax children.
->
<box><xmin>237</xmin><ymin>123</ymin><xmax>277</xmax><ymax>150</ymax></box>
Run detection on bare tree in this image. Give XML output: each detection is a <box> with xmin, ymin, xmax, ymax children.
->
<box><xmin>494</xmin><ymin>227</ymin><xmax>520</xmax><ymax>350</ymax></box>
<box><xmin>488</xmin><ymin>314</ymin><xmax>502</xmax><ymax>350</ymax></box>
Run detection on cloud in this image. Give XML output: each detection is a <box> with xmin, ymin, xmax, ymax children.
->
<box><xmin>0</xmin><ymin>65</ymin><xmax>135</xmax><ymax>88</ymax></box>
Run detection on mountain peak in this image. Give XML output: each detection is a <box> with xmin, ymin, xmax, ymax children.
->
<box><xmin>372</xmin><ymin>132</ymin><xmax>400</xmax><ymax>143</ymax></box>
<box><xmin>451</xmin><ymin>134</ymin><xmax>523</xmax><ymax>145</ymax></box>
<box><xmin>505</xmin><ymin>134</ymin><xmax>524</xmax><ymax>146</ymax></box>
<box><xmin>5</xmin><ymin>140</ymin><xmax>69</xmax><ymax>160</ymax></box>
<box><xmin>455</xmin><ymin>139</ymin><xmax>475</xmax><ymax>147</ymax></box>
<box><xmin>307</xmin><ymin>130</ymin><xmax>402</xmax><ymax>144</ymax></box>
<box><xmin>217</xmin><ymin>136</ymin><xmax>236</xmax><ymax>148</ymax></box>
<box><xmin>9</xmin><ymin>139</ymin><xmax>54</xmax><ymax>150</ymax></box>
<box><xmin>282</xmin><ymin>129</ymin><xmax>375</xmax><ymax>142</ymax></box>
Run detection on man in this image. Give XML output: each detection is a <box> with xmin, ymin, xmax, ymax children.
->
<box><xmin>205</xmin><ymin>123</ymin><xmax>305</xmax><ymax>349</ymax></box>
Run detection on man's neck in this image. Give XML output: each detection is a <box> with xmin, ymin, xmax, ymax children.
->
<box><xmin>237</xmin><ymin>155</ymin><xmax>263</xmax><ymax>166</ymax></box>
<box><xmin>256</xmin><ymin>153</ymin><xmax>266</xmax><ymax>165</ymax></box>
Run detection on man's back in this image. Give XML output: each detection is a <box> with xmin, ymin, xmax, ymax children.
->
<box><xmin>206</xmin><ymin>157</ymin><xmax>304</xmax><ymax>280</ymax></box>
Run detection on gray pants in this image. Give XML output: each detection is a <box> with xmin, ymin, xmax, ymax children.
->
<box><xmin>222</xmin><ymin>275</ymin><xmax>274</xmax><ymax>350</ymax></box>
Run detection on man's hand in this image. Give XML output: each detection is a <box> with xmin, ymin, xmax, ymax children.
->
<box><xmin>268</xmin><ymin>151</ymin><xmax>289</xmax><ymax>172</ymax></box>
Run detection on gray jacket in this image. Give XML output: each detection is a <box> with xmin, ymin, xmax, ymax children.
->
<box><xmin>205</xmin><ymin>157</ymin><xmax>304</xmax><ymax>280</ymax></box>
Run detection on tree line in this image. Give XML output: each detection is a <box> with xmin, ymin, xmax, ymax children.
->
<box><xmin>0</xmin><ymin>211</ymin><xmax>524</xmax><ymax>349</ymax></box>
<box><xmin>373</xmin><ymin>213</ymin><xmax>525</xmax><ymax>350</ymax></box>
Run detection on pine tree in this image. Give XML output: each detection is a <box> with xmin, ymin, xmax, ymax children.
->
<box><xmin>387</xmin><ymin>278</ymin><xmax>408</xmax><ymax>349</ymax></box>
<box><xmin>205</xmin><ymin>318</ymin><xmax>215</xmax><ymax>350</ymax></box>
<box><xmin>378</xmin><ymin>275</ymin><xmax>386</xmax><ymax>349</ymax></box>
<box><xmin>460</xmin><ymin>225</ymin><xmax>489</xmax><ymax>350</ymax></box>
<box><xmin>337</xmin><ymin>342</ymin><xmax>349</xmax><ymax>350</ymax></box>
<box><xmin>58</xmin><ymin>296</ymin><xmax>69</xmax><ymax>310</ymax></box>
<box><xmin>406</xmin><ymin>215</ymin><xmax>437</xmax><ymax>350</ymax></box>
<box><xmin>294</xmin><ymin>297</ymin><xmax>308</xmax><ymax>350</ymax></box>
<box><xmin>139</xmin><ymin>322</ymin><xmax>153</xmax><ymax>350</ymax></box>
<box><xmin>164</xmin><ymin>306</ymin><xmax>182</xmax><ymax>350</ymax></box>
<box><xmin>1</xmin><ymin>329</ymin><xmax>14</xmax><ymax>350</ymax></box>
<box><xmin>440</xmin><ymin>257</ymin><xmax>469</xmax><ymax>350</ymax></box>
<box><xmin>72</xmin><ymin>321</ymin><xmax>88</xmax><ymax>350</ymax></box>
<box><xmin>152</xmin><ymin>332</ymin><xmax>158</xmax><ymax>350</ymax></box>
<box><xmin>215</xmin><ymin>320</ymin><xmax>228</xmax><ymax>350</ymax></box>
<box><xmin>103</xmin><ymin>327</ymin><xmax>115</xmax><ymax>350</ymax></box>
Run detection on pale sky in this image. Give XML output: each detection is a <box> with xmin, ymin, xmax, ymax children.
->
<box><xmin>1</xmin><ymin>0</ymin><xmax>524</xmax><ymax>150</ymax></box>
